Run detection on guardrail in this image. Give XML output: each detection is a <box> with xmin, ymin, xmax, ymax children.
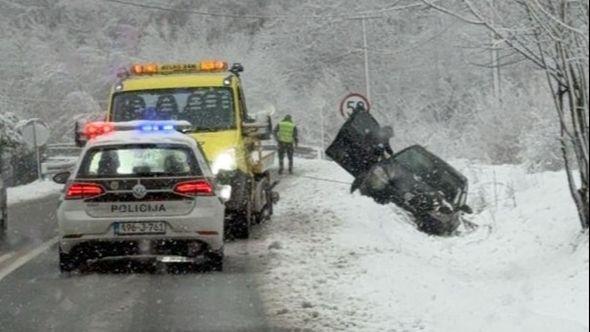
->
<box><xmin>262</xmin><ymin>144</ymin><xmax>323</xmax><ymax>160</ymax></box>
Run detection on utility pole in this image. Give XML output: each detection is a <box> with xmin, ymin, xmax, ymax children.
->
<box><xmin>320</xmin><ymin>103</ymin><xmax>325</xmax><ymax>159</ymax></box>
<box><xmin>491</xmin><ymin>34</ymin><xmax>501</xmax><ymax>100</ymax></box>
<box><xmin>361</xmin><ymin>16</ymin><xmax>371</xmax><ymax>103</ymax></box>
<box><xmin>490</xmin><ymin>0</ymin><xmax>501</xmax><ymax>102</ymax></box>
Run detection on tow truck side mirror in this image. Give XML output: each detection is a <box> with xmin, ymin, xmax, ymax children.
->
<box><xmin>242</xmin><ymin>114</ymin><xmax>272</xmax><ymax>140</ymax></box>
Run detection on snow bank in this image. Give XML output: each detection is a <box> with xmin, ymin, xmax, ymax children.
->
<box><xmin>7</xmin><ymin>180</ymin><xmax>62</xmax><ymax>206</ymax></box>
<box><xmin>258</xmin><ymin>159</ymin><xmax>589</xmax><ymax>332</ymax></box>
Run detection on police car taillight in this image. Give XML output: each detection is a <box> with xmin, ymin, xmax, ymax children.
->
<box><xmin>65</xmin><ymin>182</ymin><xmax>105</xmax><ymax>200</ymax></box>
<box><xmin>174</xmin><ymin>180</ymin><xmax>214</xmax><ymax>196</ymax></box>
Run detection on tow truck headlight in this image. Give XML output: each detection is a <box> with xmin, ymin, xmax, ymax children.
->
<box><xmin>212</xmin><ymin>149</ymin><xmax>237</xmax><ymax>175</ymax></box>
<box><xmin>218</xmin><ymin>185</ymin><xmax>232</xmax><ymax>202</ymax></box>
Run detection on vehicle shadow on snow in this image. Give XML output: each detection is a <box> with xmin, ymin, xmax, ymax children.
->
<box><xmin>60</xmin><ymin>259</ymin><xmax>216</xmax><ymax>276</ymax></box>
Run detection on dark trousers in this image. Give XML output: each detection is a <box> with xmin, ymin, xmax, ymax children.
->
<box><xmin>278</xmin><ymin>142</ymin><xmax>294</xmax><ymax>173</ymax></box>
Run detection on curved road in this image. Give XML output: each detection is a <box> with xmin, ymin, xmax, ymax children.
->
<box><xmin>0</xmin><ymin>196</ymin><xmax>272</xmax><ymax>332</ymax></box>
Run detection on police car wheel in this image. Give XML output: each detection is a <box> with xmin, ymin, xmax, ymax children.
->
<box><xmin>204</xmin><ymin>252</ymin><xmax>223</xmax><ymax>272</ymax></box>
<box><xmin>59</xmin><ymin>248</ymin><xmax>79</xmax><ymax>273</ymax></box>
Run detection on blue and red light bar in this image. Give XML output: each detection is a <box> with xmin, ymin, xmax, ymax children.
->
<box><xmin>82</xmin><ymin>120</ymin><xmax>192</xmax><ymax>140</ymax></box>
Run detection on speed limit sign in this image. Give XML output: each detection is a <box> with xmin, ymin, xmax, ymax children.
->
<box><xmin>339</xmin><ymin>93</ymin><xmax>370</xmax><ymax>118</ymax></box>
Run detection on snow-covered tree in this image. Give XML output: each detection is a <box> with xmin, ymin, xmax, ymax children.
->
<box><xmin>422</xmin><ymin>0</ymin><xmax>589</xmax><ymax>228</ymax></box>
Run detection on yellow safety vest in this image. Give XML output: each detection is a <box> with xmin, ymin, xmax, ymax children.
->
<box><xmin>278</xmin><ymin>121</ymin><xmax>295</xmax><ymax>143</ymax></box>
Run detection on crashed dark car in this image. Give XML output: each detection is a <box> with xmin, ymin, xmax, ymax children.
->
<box><xmin>326</xmin><ymin>109</ymin><xmax>472</xmax><ymax>235</ymax></box>
<box><xmin>356</xmin><ymin>145</ymin><xmax>472</xmax><ymax>234</ymax></box>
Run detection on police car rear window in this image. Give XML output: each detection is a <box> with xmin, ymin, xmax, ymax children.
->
<box><xmin>78</xmin><ymin>144</ymin><xmax>202</xmax><ymax>178</ymax></box>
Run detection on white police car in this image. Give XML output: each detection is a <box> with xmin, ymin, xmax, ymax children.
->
<box><xmin>53</xmin><ymin>121</ymin><xmax>226</xmax><ymax>272</ymax></box>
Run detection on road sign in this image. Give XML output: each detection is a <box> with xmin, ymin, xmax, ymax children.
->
<box><xmin>339</xmin><ymin>93</ymin><xmax>370</xmax><ymax>118</ymax></box>
<box><xmin>15</xmin><ymin>119</ymin><xmax>49</xmax><ymax>181</ymax></box>
<box><xmin>17</xmin><ymin>119</ymin><xmax>49</xmax><ymax>148</ymax></box>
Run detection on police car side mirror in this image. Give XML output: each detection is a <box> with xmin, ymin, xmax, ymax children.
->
<box><xmin>53</xmin><ymin>171</ymin><xmax>71</xmax><ymax>184</ymax></box>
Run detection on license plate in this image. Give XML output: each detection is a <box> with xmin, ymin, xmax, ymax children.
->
<box><xmin>115</xmin><ymin>222</ymin><xmax>166</xmax><ymax>235</ymax></box>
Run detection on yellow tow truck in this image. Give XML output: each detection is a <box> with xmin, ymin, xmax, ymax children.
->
<box><xmin>79</xmin><ymin>60</ymin><xmax>277</xmax><ymax>238</ymax></box>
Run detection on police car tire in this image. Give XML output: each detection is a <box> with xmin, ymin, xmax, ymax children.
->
<box><xmin>205</xmin><ymin>252</ymin><xmax>224</xmax><ymax>272</ymax></box>
<box><xmin>59</xmin><ymin>249</ymin><xmax>79</xmax><ymax>273</ymax></box>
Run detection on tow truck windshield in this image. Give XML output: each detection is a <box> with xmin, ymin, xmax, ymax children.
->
<box><xmin>78</xmin><ymin>144</ymin><xmax>201</xmax><ymax>178</ymax></box>
<box><xmin>112</xmin><ymin>88</ymin><xmax>235</xmax><ymax>131</ymax></box>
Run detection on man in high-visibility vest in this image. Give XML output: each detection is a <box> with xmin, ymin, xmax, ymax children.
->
<box><xmin>273</xmin><ymin>114</ymin><xmax>298</xmax><ymax>175</ymax></box>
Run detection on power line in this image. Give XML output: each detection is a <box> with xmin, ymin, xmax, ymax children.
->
<box><xmin>100</xmin><ymin>0</ymin><xmax>424</xmax><ymax>21</ymax></box>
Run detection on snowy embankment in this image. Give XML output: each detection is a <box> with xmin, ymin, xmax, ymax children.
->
<box><xmin>7</xmin><ymin>180</ymin><xmax>62</xmax><ymax>206</ymax></box>
<box><xmin>258</xmin><ymin>158</ymin><xmax>589</xmax><ymax>332</ymax></box>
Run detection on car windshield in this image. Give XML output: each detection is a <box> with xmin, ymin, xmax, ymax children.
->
<box><xmin>394</xmin><ymin>147</ymin><xmax>465</xmax><ymax>202</ymax></box>
<box><xmin>78</xmin><ymin>144</ymin><xmax>201</xmax><ymax>178</ymax></box>
<box><xmin>111</xmin><ymin>88</ymin><xmax>235</xmax><ymax>131</ymax></box>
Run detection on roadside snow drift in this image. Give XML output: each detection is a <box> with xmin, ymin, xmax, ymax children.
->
<box><xmin>257</xmin><ymin>158</ymin><xmax>589</xmax><ymax>332</ymax></box>
<box><xmin>7</xmin><ymin>180</ymin><xmax>62</xmax><ymax>206</ymax></box>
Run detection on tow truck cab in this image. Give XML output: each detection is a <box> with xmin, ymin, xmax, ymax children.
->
<box><xmin>99</xmin><ymin>61</ymin><xmax>276</xmax><ymax>238</ymax></box>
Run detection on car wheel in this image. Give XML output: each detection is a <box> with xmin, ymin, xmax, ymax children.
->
<box><xmin>0</xmin><ymin>208</ymin><xmax>7</xmax><ymax>234</ymax></box>
<box><xmin>204</xmin><ymin>251</ymin><xmax>224</xmax><ymax>272</ymax></box>
<box><xmin>233</xmin><ymin>204</ymin><xmax>252</xmax><ymax>239</ymax></box>
<box><xmin>417</xmin><ymin>215</ymin><xmax>443</xmax><ymax>235</ymax></box>
<box><xmin>231</xmin><ymin>181</ymin><xmax>253</xmax><ymax>239</ymax></box>
<box><xmin>59</xmin><ymin>248</ymin><xmax>79</xmax><ymax>273</ymax></box>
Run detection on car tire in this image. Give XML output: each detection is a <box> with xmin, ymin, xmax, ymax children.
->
<box><xmin>205</xmin><ymin>251</ymin><xmax>224</xmax><ymax>272</ymax></box>
<box><xmin>59</xmin><ymin>248</ymin><xmax>79</xmax><ymax>273</ymax></box>
<box><xmin>0</xmin><ymin>205</ymin><xmax>7</xmax><ymax>235</ymax></box>
<box><xmin>233</xmin><ymin>205</ymin><xmax>252</xmax><ymax>239</ymax></box>
<box><xmin>0</xmin><ymin>214</ymin><xmax>6</xmax><ymax>236</ymax></box>
<box><xmin>231</xmin><ymin>181</ymin><xmax>253</xmax><ymax>239</ymax></box>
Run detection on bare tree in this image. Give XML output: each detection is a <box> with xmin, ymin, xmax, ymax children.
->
<box><xmin>423</xmin><ymin>0</ymin><xmax>589</xmax><ymax>229</ymax></box>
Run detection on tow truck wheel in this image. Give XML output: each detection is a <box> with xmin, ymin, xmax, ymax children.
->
<box><xmin>59</xmin><ymin>248</ymin><xmax>79</xmax><ymax>273</ymax></box>
<box><xmin>233</xmin><ymin>200</ymin><xmax>252</xmax><ymax>239</ymax></box>
<box><xmin>231</xmin><ymin>178</ymin><xmax>253</xmax><ymax>240</ymax></box>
